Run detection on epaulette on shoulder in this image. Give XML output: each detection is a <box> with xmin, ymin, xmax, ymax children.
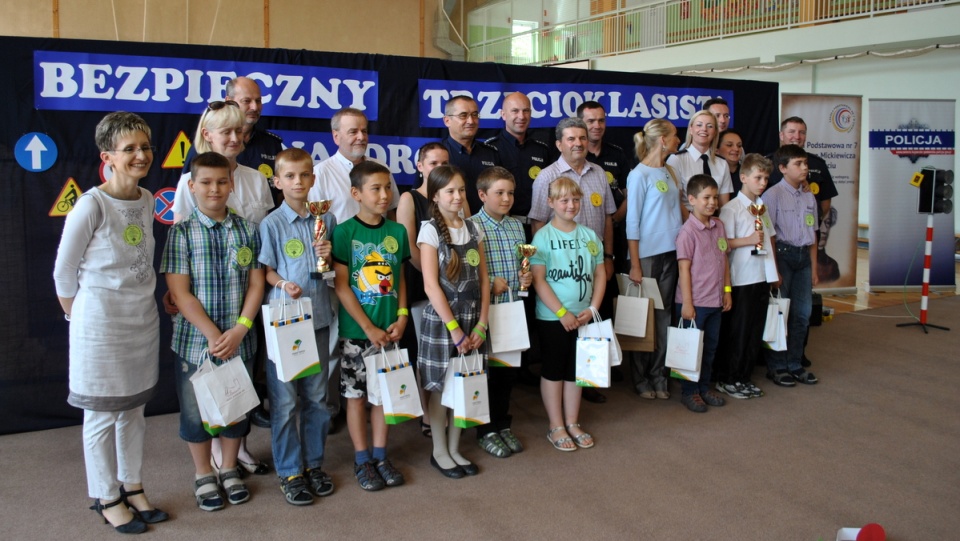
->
<box><xmin>484</xmin><ymin>135</ymin><xmax>500</xmax><ymax>145</ymax></box>
<box><xmin>479</xmin><ymin>140</ymin><xmax>499</xmax><ymax>153</ymax></box>
<box><xmin>674</xmin><ymin>148</ymin><xmax>688</xmax><ymax>155</ymax></box>
<box><xmin>262</xmin><ymin>129</ymin><xmax>283</xmax><ymax>142</ymax></box>
<box><xmin>605</xmin><ymin>141</ymin><xmax>624</xmax><ymax>152</ymax></box>
<box><xmin>530</xmin><ymin>138</ymin><xmax>551</xmax><ymax>149</ymax></box>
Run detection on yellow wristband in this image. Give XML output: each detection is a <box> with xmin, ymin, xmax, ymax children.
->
<box><xmin>397</xmin><ymin>308</ymin><xmax>409</xmax><ymax>317</ymax></box>
<box><xmin>446</xmin><ymin>320</ymin><xmax>460</xmax><ymax>331</ymax></box>
<box><xmin>237</xmin><ymin>316</ymin><xmax>254</xmax><ymax>329</ymax></box>
<box><xmin>555</xmin><ymin>307</ymin><xmax>568</xmax><ymax>318</ymax></box>
<box><xmin>724</xmin><ymin>286</ymin><xmax>732</xmax><ymax>293</ymax></box>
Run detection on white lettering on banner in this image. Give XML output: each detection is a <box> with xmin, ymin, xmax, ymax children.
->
<box><xmin>37</xmin><ymin>57</ymin><xmax>377</xmax><ymax>113</ymax></box>
<box><xmin>884</xmin><ymin>134</ymin><xmax>943</xmax><ymax>146</ymax></box>
<box><xmin>366</xmin><ymin>144</ymin><xmax>417</xmax><ymax>176</ymax></box>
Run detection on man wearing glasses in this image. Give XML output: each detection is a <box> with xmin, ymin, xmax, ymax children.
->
<box><xmin>440</xmin><ymin>95</ymin><xmax>501</xmax><ymax>214</ymax></box>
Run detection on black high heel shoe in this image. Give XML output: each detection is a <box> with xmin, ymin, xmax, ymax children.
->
<box><xmin>89</xmin><ymin>498</ymin><xmax>147</xmax><ymax>534</ymax></box>
<box><xmin>119</xmin><ymin>486</ymin><xmax>169</xmax><ymax>524</ymax></box>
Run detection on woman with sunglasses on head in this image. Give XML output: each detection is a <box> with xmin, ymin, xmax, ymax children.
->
<box><xmin>54</xmin><ymin>112</ymin><xmax>169</xmax><ymax>534</ymax></box>
<box><xmin>170</xmin><ymin>100</ymin><xmax>274</xmax><ymax>478</ymax></box>
<box><xmin>172</xmin><ymin>100</ymin><xmax>274</xmax><ymax>226</ymax></box>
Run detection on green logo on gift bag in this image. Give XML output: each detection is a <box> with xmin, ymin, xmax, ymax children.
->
<box><xmin>292</xmin><ymin>339</ymin><xmax>302</xmax><ymax>352</ymax></box>
<box><xmin>399</xmin><ymin>384</ymin><xmax>407</xmax><ymax>395</ymax></box>
<box><xmin>473</xmin><ymin>390</ymin><xmax>480</xmax><ymax>401</ymax></box>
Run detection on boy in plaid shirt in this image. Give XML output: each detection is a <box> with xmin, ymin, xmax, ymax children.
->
<box><xmin>469</xmin><ymin>167</ymin><xmax>532</xmax><ymax>458</ymax></box>
<box><xmin>162</xmin><ymin>152</ymin><xmax>265</xmax><ymax>511</ymax></box>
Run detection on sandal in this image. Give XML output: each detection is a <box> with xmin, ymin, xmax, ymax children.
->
<box><xmin>565</xmin><ymin>423</ymin><xmax>595</xmax><ymax>449</ymax></box>
<box><xmin>478</xmin><ymin>432</ymin><xmax>512</xmax><ymax>458</ymax></box>
<box><xmin>420</xmin><ymin>420</ymin><xmax>432</xmax><ymax>438</ymax></box>
<box><xmin>119</xmin><ymin>486</ymin><xmax>169</xmax><ymax>524</ymax></box>
<box><xmin>193</xmin><ymin>475</ymin><xmax>224</xmax><ymax>512</ymax></box>
<box><xmin>218</xmin><ymin>468</ymin><xmax>251</xmax><ymax>505</ymax></box>
<box><xmin>546</xmin><ymin>426</ymin><xmax>576</xmax><ymax>452</ymax></box>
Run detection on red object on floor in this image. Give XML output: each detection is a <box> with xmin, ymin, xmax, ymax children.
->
<box><xmin>856</xmin><ymin>523</ymin><xmax>885</xmax><ymax>541</ymax></box>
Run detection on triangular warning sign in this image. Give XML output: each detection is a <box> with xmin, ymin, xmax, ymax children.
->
<box><xmin>50</xmin><ymin>177</ymin><xmax>82</xmax><ymax>217</ymax></box>
<box><xmin>162</xmin><ymin>131</ymin><xmax>192</xmax><ymax>169</ymax></box>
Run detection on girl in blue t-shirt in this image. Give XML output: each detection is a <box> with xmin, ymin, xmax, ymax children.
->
<box><xmin>417</xmin><ymin>165</ymin><xmax>490</xmax><ymax>478</ymax></box>
<box><xmin>530</xmin><ymin>177</ymin><xmax>605</xmax><ymax>452</ymax></box>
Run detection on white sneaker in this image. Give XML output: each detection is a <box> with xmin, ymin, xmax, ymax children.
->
<box><xmin>715</xmin><ymin>381</ymin><xmax>749</xmax><ymax>399</ymax></box>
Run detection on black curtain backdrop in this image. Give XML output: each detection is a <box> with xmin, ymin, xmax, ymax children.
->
<box><xmin>0</xmin><ymin>36</ymin><xmax>778</xmax><ymax>435</ymax></box>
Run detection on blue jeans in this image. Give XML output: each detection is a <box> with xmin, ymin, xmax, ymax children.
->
<box><xmin>766</xmin><ymin>245</ymin><xmax>812</xmax><ymax>374</ymax></box>
<box><xmin>266</xmin><ymin>327</ymin><xmax>331</xmax><ymax>478</ymax></box>
<box><xmin>174</xmin><ymin>354</ymin><xmax>250</xmax><ymax>443</ymax></box>
<box><xmin>674</xmin><ymin>306</ymin><xmax>722</xmax><ymax>396</ymax></box>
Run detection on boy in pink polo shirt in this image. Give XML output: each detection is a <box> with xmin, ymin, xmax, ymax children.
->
<box><xmin>674</xmin><ymin>174</ymin><xmax>733</xmax><ymax>413</ymax></box>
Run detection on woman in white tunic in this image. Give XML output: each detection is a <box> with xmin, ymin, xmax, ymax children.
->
<box><xmin>54</xmin><ymin>112</ymin><xmax>167</xmax><ymax>534</ymax></box>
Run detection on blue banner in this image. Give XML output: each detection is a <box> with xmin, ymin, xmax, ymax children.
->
<box><xmin>274</xmin><ymin>130</ymin><xmax>435</xmax><ymax>187</ymax></box>
<box><xmin>34</xmin><ymin>51</ymin><xmax>379</xmax><ymax>119</ymax></box>
<box><xmin>868</xmin><ymin>130</ymin><xmax>955</xmax><ymax>153</ymax></box>
<box><xmin>418</xmin><ymin>79</ymin><xmax>733</xmax><ymax>129</ymax></box>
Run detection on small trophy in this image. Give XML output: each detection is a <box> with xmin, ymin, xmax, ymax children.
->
<box><xmin>517</xmin><ymin>244</ymin><xmax>538</xmax><ymax>297</ymax></box>
<box><xmin>748</xmin><ymin>202</ymin><xmax>767</xmax><ymax>256</ymax></box>
<box><xmin>306</xmin><ymin>200</ymin><xmax>335</xmax><ymax>280</ymax></box>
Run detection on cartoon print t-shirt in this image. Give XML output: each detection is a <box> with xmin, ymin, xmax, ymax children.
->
<box><xmin>332</xmin><ymin>216</ymin><xmax>410</xmax><ymax>340</ymax></box>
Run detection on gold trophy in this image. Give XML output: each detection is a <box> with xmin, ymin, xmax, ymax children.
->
<box><xmin>748</xmin><ymin>202</ymin><xmax>767</xmax><ymax>256</ymax></box>
<box><xmin>306</xmin><ymin>200</ymin><xmax>335</xmax><ymax>280</ymax></box>
<box><xmin>517</xmin><ymin>244</ymin><xmax>538</xmax><ymax>297</ymax></box>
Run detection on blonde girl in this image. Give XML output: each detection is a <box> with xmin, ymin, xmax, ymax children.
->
<box><xmin>530</xmin><ymin>177</ymin><xmax>605</xmax><ymax>452</ymax></box>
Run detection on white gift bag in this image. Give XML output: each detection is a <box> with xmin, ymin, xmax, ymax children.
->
<box><xmin>488</xmin><ymin>350</ymin><xmax>522</xmax><ymax>368</ymax></box>
<box><xmin>376</xmin><ymin>344</ymin><xmax>423</xmax><ymax>425</ymax></box>
<box><xmin>578</xmin><ymin>306</ymin><xmax>623</xmax><ymax>367</ymax></box>
<box><xmin>363</xmin><ymin>345</ymin><xmax>410</xmax><ymax>406</ymax></box>
<box><xmin>665</xmin><ymin>320</ymin><xmax>704</xmax><ymax>372</ymax></box>
<box><xmin>763</xmin><ymin>291</ymin><xmax>790</xmax><ymax>351</ymax></box>
<box><xmin>261</xmin><ymin>296</ymin><xmax>321</xmax><ymax>382</ymax></box>
<box><xmin>488</xmin><ymin>287</ymin><xmax>531</xmax><ymax>355</ymax></box>
<box><xmin>441</xmin><ymin>351</ymin><xmax>490</xmax><ymax>428</ymax></box>
<box><xmin>614</xmin><ymin>281</ymin><xmax>650</xmax><ymax>337</ymax></box>
<box><xmin>191</xmin><ymin>350</ymin><xmax>260</xmax><ymax>436</ymax></box>
<box><xmin>575</xmin><ymin>334</ymin><xmax>611</xmax><ymax>388</ymax></box>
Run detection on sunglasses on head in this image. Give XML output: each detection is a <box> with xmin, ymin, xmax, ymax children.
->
<box><xmin>206</xmin><ymin>100</ymin><xmax>240</xmax><ymax>111</ymax></box>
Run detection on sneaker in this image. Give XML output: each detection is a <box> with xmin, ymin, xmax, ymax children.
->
<box><xmin>701</xmin><ymin>390</ymin><xmax>726</xmax><ymax>407</ymax></box>
<box><xmin>354</xmin><ymin>461</ymin><xmax>385</xmax><ymax>492</ymax></box>
<box><xmin>716</xmin><ymin>381</ymin><xmax>749</xmax><ymax>399</ymax></box>
<box><xmin>790</xmin><ymin>369</ymin><xmax>819</xmax><ymax>385</ymax></box>
<box><xmin>305</xmin><ymin>468</ymin><xmax>335</xmax><ymax>497</ymax></box>
<box><xmin>655</xmin><ymin>390</ymin><xmax>671</xmax><ymax>400</ymax></box>
<box><xmin>768</xmin><ymin>370</ymin><xmax>796</xmax><ymax>387</ymax></box>
<box><xmin>279</xmin><ymin>475</ymin><xmax>314</xmax><ymax>506</ymax></box>
<box><xmin>498</xmin><ymin>428</ymin><xmax>524</xmax><ymax>454</ymax></box>
<box><xmin>742</xmin><ymin>381</ymin><xmax>764</xmax><ymax>397</ymax></box>
<box><xmin>375</xmin><ymin>459</ymin><xmax>405</xmax><ymax>487</ymax></box>
<box><xmin>681</xmin><ymin>393</ymin><xmax>708</xmax><ymax>413</ymax></box>
<box><xmin>478</xmin><ymin>432</ymin><xmax>512</xmax><ymax>458</ymax></box>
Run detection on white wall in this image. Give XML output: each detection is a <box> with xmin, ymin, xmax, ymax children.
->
<box><xmin>698</xmin><ymin>47</ymin><xmax>960</xmax><ymax>234</ymax></box>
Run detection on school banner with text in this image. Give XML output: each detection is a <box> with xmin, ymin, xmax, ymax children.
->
<box><xmin>781</xmin><ymin>94</ymin><xmax>861</xmax><ymax>292</ymax></box>
<box><xmin>867</xmin><ymin>99</ymin><xmax>956</xmax><ymax>290</ymax></box>
<box><xmin>0</xmin><ymin>36</ymin><xmax>779</xmax><ymax>435</ymax></box>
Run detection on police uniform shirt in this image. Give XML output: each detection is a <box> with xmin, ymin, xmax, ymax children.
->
<box><xmin>441</xmin><ymin>136</ymin><xmax>501</xmax><ymax>215</ymax></box>
<box><xmin>485</xmin><ymin>130</ymin><xmax>552</xmax><ymax>217</ymax></box>
<box><xmin>766</xmin><ymin>151</ymin><xmax>839</xmax><ymax>207</ymax></box>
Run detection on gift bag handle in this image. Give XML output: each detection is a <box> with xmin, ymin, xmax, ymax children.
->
<box><xmin>676</xmin><ymin>319</ymin><xmax>699</xmax><ymax>330</ymax></box>
<box><xmin>623</xmin><ymin>280</ymin><xmax>640</xmax><ymax>297</ymax></box>
<box><xmin>383</xmin><ymin>342</ymin><xmax>405</xmax><ymax>371</ymax></box>
<box><xmin>274</xmin><ymin>280</ymin><xmax>306</xmax><ymax>320</ymax></box>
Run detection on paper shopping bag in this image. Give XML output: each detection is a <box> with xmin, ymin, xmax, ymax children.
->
<box><xmin>576</xmin><ymin>336</ymin><xmax>611</xmax><ymax>388</ymax></box>
<box><xmin>770</xmin><ymin>291</ymin><xmax>790</xmax><ymax>331</ymax></box>
<box><xmin>191</xmin><ymin>350</ymin><xmax>260</xmax><ymax>436</ymax></box>
<box><xmin>488</xmin><ymin>287</ymin><xmax>530</xmax><ymax>355</ymax></box>
<box><xmin>763</xmin><ymin>311</ymin><xmax>788</xmax><ymax>351</ymax></box>
<box><xmin>376</xmin><ymin>344</ymin><xmax>423</xmax><ymax>425</ymax></box>
<box><xmin>614</xmin><ymin>281</ymin><xmax>650</xmax><ymax>337</ymax></box>
<box><xmin>578</xmin><ymin>307</ymin><xmax>623</xmax><ymax>367</ymax></box>
<box><xmin>362</xmin><ymin>344</ymin><xmax>403</xmax><ymax>406</ymax></box>
<box><xmin>262</xmin><ymin>296</ymin><xmax>321</xmax><ymax>382</ymax></box>
<box><xmin>615</xmin><ymin>297</ymin><xmax>655</xmax><ymax>352</ymax></box>
<box><xmin>441</xmin><ymin>351</ymin><xmax>490</xmax><ymax>428</ymax></box>
<box><xmin>488</xmin><ymin>349</ymin><xmax>522</xmax><ymax>368</ymax></box>
<box><xmin>762</xmin><ymin>302</ymin><xmax>780</xmax><ymax>342</ymax></box>
<box><xmin>665</xmin><ymin>320</ymin><xmax>703</xmax><ymax>372</ymax></box>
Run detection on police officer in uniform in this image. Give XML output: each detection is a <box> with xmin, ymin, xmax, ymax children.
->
<box><xmin>441</xmin><ymin>95</ymin><xmax>501</xmax><ymax>214</ymax></box>
<box><xmin>485</xmin><ymin>92</ymin><xmax>553</xmax><ymax>237</ymax></box>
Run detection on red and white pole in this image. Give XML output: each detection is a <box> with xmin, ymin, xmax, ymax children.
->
<box><xmin>919</xmin><ymin>213</ymin><xmax>934</xmax><ymax>325</ymax></box>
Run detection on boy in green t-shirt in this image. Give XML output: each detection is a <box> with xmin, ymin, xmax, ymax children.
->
<box><xmin>332</xmin><ymin>161</ymin><xmax>411</xmax><ymax>491</ymax></box>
